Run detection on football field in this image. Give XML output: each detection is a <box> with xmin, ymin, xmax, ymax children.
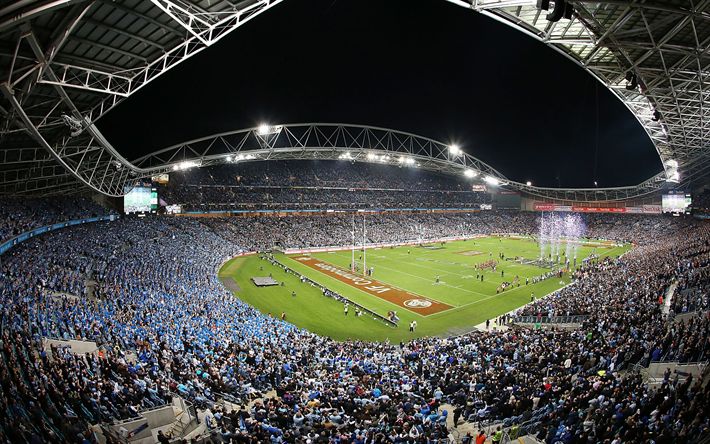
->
<box><xmin>218</xmin><ymin>236</ymin><xmax>630</xmax><ymax>342</ymax></box>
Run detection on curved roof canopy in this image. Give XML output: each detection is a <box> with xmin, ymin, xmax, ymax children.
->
<box><xmin>0</xmin><ymin>0</ymin><xmax>707</xmax><ymax>199</ymax></box>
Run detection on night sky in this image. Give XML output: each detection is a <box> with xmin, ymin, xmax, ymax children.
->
<box><xmin>98</xmin><ymin>0</ymin><xmax>663</xmax><ymax>188</ymax></box>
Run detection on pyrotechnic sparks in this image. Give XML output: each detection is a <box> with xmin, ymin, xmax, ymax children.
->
<box><xmin>538</xmin><ymin>213</ymin><xmax>586</xmax><ymax>266</ymax></box>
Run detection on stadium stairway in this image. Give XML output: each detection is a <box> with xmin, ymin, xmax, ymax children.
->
<box><xmin>673</xmin><ymin>310</ymin><xmax>709</xmax><ymax>323</ymax></box>
<box><xmin>642</xmin><ymin>362</ymin><xmax>708</xmax><ymax>388</ymax></box>
<box><xmin>661</xmin><ymin>282</ymin><xmax>677</xmax><ymax>315</ymax></box>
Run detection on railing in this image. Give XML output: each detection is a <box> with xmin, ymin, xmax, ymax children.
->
<box><xmin>512</xmin><ymin>315</ymin><xmax>590</xmax><ymax>325</ymax></box>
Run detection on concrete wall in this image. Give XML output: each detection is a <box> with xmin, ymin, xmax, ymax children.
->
<box><xmin>647</xmin><ymin>362</ymin><xmax>707</xmax><ymax>379</ymax></box>
<box><xmin>141</xmin><ymin>405</ymin><xmax>175</xmax><ymax>429</ymax></box>
<box><xmin>112</xmin><ymin>417</ymin><xmax>151</xmax><ymax>442</ymax></box>
<box><xmin>43</xmin><ymin>338</ymin><xmax>98</xmax><ymax>359</ymax></box>
<box><xmin>674</xmin><ymin>311</ymin><xmax>708</xmax><ymax>323</ymax></box>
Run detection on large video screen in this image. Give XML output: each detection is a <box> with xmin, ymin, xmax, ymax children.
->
<box><xmin>124</xmin><ymin>186</ymin><xmax>158</xmax><ymax>214</ymax></box>
<box><xmin>662</xmin><ymin>193</ymin><xmax>691</xmax><ymax>214</ymax></box>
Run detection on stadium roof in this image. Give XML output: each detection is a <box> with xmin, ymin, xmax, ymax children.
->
<box><xmin>0</xmin><ymin>0</ymin><xmax>708</xmax><ymax>200</ymax></box>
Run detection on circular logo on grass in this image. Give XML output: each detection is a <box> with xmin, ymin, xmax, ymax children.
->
<box><xmin>404</xmin><ymin>299</ymin><xmax>432</xmax><ymax>308</ymax></box>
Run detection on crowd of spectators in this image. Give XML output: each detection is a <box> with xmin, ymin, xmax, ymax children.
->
<box><xmin>161</xmin><ymin>161</ymin><xmax>490</xmax><ymax>211</ymax></box>
<box><xmin>692</xmin><ymin>190</ymin><xmax>710</xmax><ymax>214</ymax></box>
<box><xmin>166</xmin><ymin>161</ymin><xmax>471</xmax><ymax>190</ymax></box>
<box><xmin>0</xmin><ymin>197</ymin><xmax>113</xmax><ymax>244</ymax></box>
<box><xmin>164</xmin><ymin>187</ymin><xmax>489</xmax><ymax>211</ymax></box>
<box><xmin>0</xmin><ymin>209</ymin><xmax>708</xmax><ymax>444</ymax></box>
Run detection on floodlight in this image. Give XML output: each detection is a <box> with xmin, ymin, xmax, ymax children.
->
<box><xmin>665</xmin><ymin>159</ymin><xmax>678</xmax><ymax>168</ymax></box>
<box><xmin>399</xmin><ymin>156</ymin><xmax>416</xmax><ymax>165</ymax></box>
<box><xmin>256</xmin><ymin>123</ymin><xmax>282</xmax><ymax>136</ymax></box>
<box><xmin>366</xmin><ymin>152</ymin><xmax>377</xmax><ymax>160</ymax></box>
<box><xmin>484</xmin><ymin>176</ymin><xmax>499</xmax><ymax>186</ymax></box>
<box><xmin>526</xmin><ymin>181</ymin><xmax>532</xmax><ymax>186</ymax></box>
<box><xmin>448</xmin><ymin>144</ymin><xmax>461</xmax><ymax>156</ymax></box>
<box><xmin>666</xmin><ymin>171</ymin><xmax>680</xmax><ymax>183</ymax></box>
<box><xmin>172</xmin><ymin>160</ymin><xmax>199</xmax><ymax>171</ymax></box>
<box><xmin>464</xmin><ymin>169</ymin><xmax>477</xmax><ymax>178</ymax></box>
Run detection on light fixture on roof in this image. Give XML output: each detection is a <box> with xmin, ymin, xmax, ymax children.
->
<box><xmin>526</xmin><ymin>181</ymin><xmax>532</xmax><ymax>186</ymax></box>
<box><xmin>625</xmin><ymin>71</ymin><xmax>638</xmax><ymax>91</ymax></box>
<box><xmin>366</xmin><ymin>152</ymin><xmax>377</xmax><ymax>160</ymax></box>
<box><xmin>172</xmin><ymin>160</ymin><xmax>200</xmax><ymax>171</ymax></box>
<box><xmin>398</xmin><ymin>156</ymin><xmax>415</xmax><ymax>166</ymax></box>
<box><xmin>484</xmin><ymin>176</ymin><xmax>500</xmax><ymax>186</ymax></box>
<box><xmin>464</xmin><ymin>169</ymin><xmax>477</xmax><ymax>178</ymax></box>
<box><xmin>231</xmin><ymin>153</ymin><xmax>256</xmax><ymax>162</ymax></box>
<box><xmin>256</xmin><ymin>123</ymin><xmax>282</xmax><ymax>135</ymax></box>
<box><xmin>448</xmin><ymin>144</ymin><xmax>461</xmax><ymax>156</ymax></box>
<box><xmin>665</xmin><ymin>159</ymin><xmax>680</xmax><ymax>183</ymax></box>
<box><xmin>339</xmin><ymin>152</ymin><xmax>352</xmax><ymax>160</ymax></box>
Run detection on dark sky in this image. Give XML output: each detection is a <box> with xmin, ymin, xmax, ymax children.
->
<box><xmin>98</xmin><ymin>0</ymin><xmax>663</xmax><ymax>188</ymax></box>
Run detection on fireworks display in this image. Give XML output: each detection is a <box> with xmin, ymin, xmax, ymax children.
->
<box><xmin>538</xmin><ymin>213</ymin><xmax>586</xmax><ymax>264</ymax></box>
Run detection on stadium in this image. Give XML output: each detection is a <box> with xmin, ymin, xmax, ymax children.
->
<box><xmin>1</xmin><ymin>1</ymin><xmax>710</xmax><ymax>443</ymax></box>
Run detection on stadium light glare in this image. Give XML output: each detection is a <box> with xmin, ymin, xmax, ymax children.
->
<box><xmin>339</xmin><ymin>152</ymin><xmax>352</xmax><ymax>160</ymax></box>
<box><xmin>463</xmin><ymin>169</ymin><xmax>477</xmax><ymax>178</ymax></box>
<box><xmin>664</xmin><ymin>159</ymin><xmax>680</xmax><ymax>182</ymax></box>
<box><xmin>484</xmin><ymin>176</ymin><xmax>499</xmax><ymax>186</ymax></box>
<box><xmin>172</xmin><ymin>160</ymin><xmax>200</xmax><ymax>171</ymax></box>
<box><xmin>666</xmin><ymin>171</ymin><xmax>680</xmax><ymax>183</ymax></box>
<box><xmin>398</xmin><ymin>155</ymin><xmax>416</xmax><ymax>165</ymax></box>
<box><xmin>231</xmin><ymin>153</ymin><xmax>256</xmax><ymax>162</ymax></box>
<box><xmin>256</xmin><ymin>124</ymin><xmax>282</xmax><ymax>136</ymax></box>
<box><xmin>526</xmin><ymin>181</ymin><xmax>532</xmax><ymax>186</ymax></box>
<box><xmin>366</xmin><ymin>152</ymin><xmax>377</xmax><ymax>160</ymax></box>
<box><xmin>448</xmin><ymin>144</ymin><xmax>461</xmax><ymax>156</ymax></box>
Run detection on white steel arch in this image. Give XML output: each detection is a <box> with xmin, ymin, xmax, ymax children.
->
<box><xmin>134</xmin><ymin>123</ymin><xmax>667</xmax><ymax>202</ymax></box>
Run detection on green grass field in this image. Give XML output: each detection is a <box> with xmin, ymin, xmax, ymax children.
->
<box><xmin>218</xmin><ymin>236</ymin><xmax>630</xmax><ymax>342</ymax></box>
